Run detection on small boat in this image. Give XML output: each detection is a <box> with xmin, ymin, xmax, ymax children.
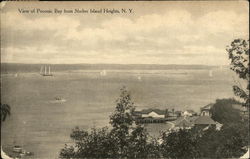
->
<box><xmin>209</xmin><ymin>70</ymin><xmax>213</xmax><ymax>77</ymax></box>
<box><xmin>13</xmin><ymin>145</ymin><xmax>22</xmax><ymax>153</ymax></box>
<box><xmin>25</xmin><ymin>151</ymin><xmax>34</xmax><ymax>156</ymax></box>
<box><xmin>50</xmin><ymin>97</ymin><xmax>66</xmax><ymax>103</ymax></box>
<box><xmin>55</xmin><ymin>97</ymin><xmax>62</xmax><ymax>101</ymax></box>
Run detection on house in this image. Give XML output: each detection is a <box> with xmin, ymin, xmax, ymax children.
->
<box><xmin>183</xmin><ymin>110</ymin><xmax>196</xmax><ymax>117</ymax></box>
<box><xmin>141</xmin><ymin>110</ymin><xmax>165</xmax><ymax>118</ymax></box>
<box><xmin>167</xmin><ymin>109</ymin><xmax>178</xmax><ymax>120</ymax></box>
<box><xmin>133</xmin><ymin>109</ymin><xmax>168</xmax><ymax>123</ymax></box>
<box><xmin>174</xmin><ymin>111</ymin><xmax>183</xmax><ymax>117</ymax></box>
<box><xmin>174</xmin><ymin>118</ymin><xmax>193</xmax><ymax>129</ymax></box>
<box><xmin>200</xmin><ymin>103</ymin><xmax>213</xmax><ymax>116</ymax></box>
<box><xmin>171</xmin><ymin>116</ymin><xmax>199</xmax><ymax>131</ymax></box>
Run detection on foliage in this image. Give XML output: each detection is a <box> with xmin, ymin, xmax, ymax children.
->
<box><xmin>60</xmin><ymin>86</ymin><xmax>249</xmax><ymax>159</ymax></box>
<box><xmin>227</xmin><ymin>39</ymin><xmax>249</xmax><ymax>107</ymax></box>
<box><xmin>145</xmin><ymin>138</ymin><xmax>162</xmax><ymax>158</ymax></box>
<box><xmin>60</xmin><ymin>144</ymin><xmax>75</xmax><ymax>159</ymax></box>
<box><xmin>214</xmin><ymin>121</ymin><xmax>249</xmax><ymax>158</ymax></box>
<box><xmin>109</xmin><ymin>86</ymin><xmax>135</xmax><ymax>158</ymax></box>
<box><xmin>127</xmin><ymin>125</ymin><xmax>162</xmax><ymax>158</ymax></box>
<box><xmin>194</xmin><ymin>122</ymin><xmax>248</xmax><ymax>159</ymax></box>
<box><xmin>60</xmin><ymin>87</ymin><xmax>154</xmax><ymax>159</ymax></box>
<box><xmin>60</xmin><ymin>126</ymin><xmax>116</xmax><ymax>158</ymax></box>
<box><xmin>1</xmin><ymin>103</ymin><xmax>11</xmax><ymax>122</ymax></box>
<box><xmin>210</xmin><ymin>98</ymin><xmax>242</xmax><ymax>124</ymax></box>
<box><xmin>161</xmin><ymin>128</ymin><xmax>200</xmax><ymax>158</ymax></box>
<box><xmin>196</xmin><ymin>126</ymin><xmax>219</xmax><ymax>158</ymax></box>
<box><xmin>161</xmin><ymin>121</ymin><xmax>249</xmax><ymax>159</ymax></box>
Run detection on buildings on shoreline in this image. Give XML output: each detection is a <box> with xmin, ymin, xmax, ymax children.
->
<box><xmin>133</xmin><ymin>103</ymin><xmax>220</xmax><ymax>130</ymax></box>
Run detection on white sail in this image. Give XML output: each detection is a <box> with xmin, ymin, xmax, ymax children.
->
<box><xmin>209</xmin><ymin>70</ymin><xmax>213</xmax><ymax>77</ymax></box>
<box><xmin>40</xmin><ymin>65</ymin><xmax>53</xmax><ymax>76</ymax></box>
<box><xmin>44</xmin><ymin>66</ymin><xmax>47</xmax><ymax>75</ymax></box>
<box><xmin>100</xmin><ymin>70</ymin><xmax>107</xmax><ymax>76</ymax></box>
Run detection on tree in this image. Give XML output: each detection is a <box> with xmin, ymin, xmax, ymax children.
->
<box><xmin>199</xmin><ymin>98</ymin><xmax>249</xmax><ymax>158</ymax></box>
<box><xmin>211</xmin><ymin>98</ymin><xmax>242</xmax><ymax>125</ymax></box>
<box><xmin>194</xmin><ymin>121</ymin><xmax>249</xmax><ymax>159</ymax></box>
<box><xmin>196</xmin><ymin>126</ymin><xmax>219</xmax><ymax>158</ymax></box>
<box><xmin>161</xmin><ymin>129</ymin><xmax>200</xmax><ymax>158</ymax></box>
<box><xmin>109</xmin><ymin>86</ymin><xmax>136</xmax><ymax>158</ymax></box>
<box><xmin>1</xmin><ymin>103</ymin><xmax>11</xmax><ymax>122</ymax></box>
<box><xmin>59</xmin><ymin>126</ymin><xmax>115</xmax><ymax>159</ymax></box>
<box><xmin>127</xmin><ymin>125</ymin><xmax>148</xmax><ymax>158</ymax></box>
<box><xmin>226</xmin><ymin>39</ymin><xmax>249</xmax><ymax>108</ymax></box>
<box><xmin>214</xmin><ymin>122</ymin><xmax>249</xmax><ymax>158</ymax></box>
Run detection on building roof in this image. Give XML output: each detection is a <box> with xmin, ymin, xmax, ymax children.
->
<box><xmin>201</xmin><ymin>103</ymin><xmax>214</xmax><ymax>111</ymax></box>
<box><xmin>184</xmin><ymin>109</ymin><xmax>196</xmax><ymax>114</ymax></box>
<box><xmin>175</xmin><ymin>118</ymin><xmax>193</xmax><ymax>127</ymax></box>
<box><xmin>194</xmin><ymin>116</ymin><xmax>216</xmax><ymax>125</ymax></box>
<box><xmin>135</xmin><ymin>109</ymin><xmax>166</xmax><ymax>115</ymax></box>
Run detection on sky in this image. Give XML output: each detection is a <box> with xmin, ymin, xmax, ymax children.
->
<box><xmin>1</xmin><ymin>1</ymin><xmax>249</xmax><ymax>65</ymax></box>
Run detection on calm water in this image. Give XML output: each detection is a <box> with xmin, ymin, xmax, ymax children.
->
<box><xmin>1</xmin><ymin>68</ymin><xmax>235</xmax><ymax>158</ymax></box>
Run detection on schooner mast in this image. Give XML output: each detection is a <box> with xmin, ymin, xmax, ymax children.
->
<box><xmin>40</xmin><ymin>65</ymin><xmax>53</xmax><ymax>76</ymax></box>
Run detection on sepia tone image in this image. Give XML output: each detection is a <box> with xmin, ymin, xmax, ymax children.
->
<box><xmin>0</xmin><ymin>1</ymin><xmax>249</xmax><ymax>159</ymax></box>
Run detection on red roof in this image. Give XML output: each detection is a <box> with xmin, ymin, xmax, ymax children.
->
<box><xmin>194</xmin><ymin>116</ymin><xmax>216</xmax><ymax>125</ymax></box>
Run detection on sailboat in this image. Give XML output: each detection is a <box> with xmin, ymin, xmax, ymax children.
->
<box><xmin>40</xmin><ymin>66</ymin><xmax>53</xmax><ymax>76</ymax></box>
<box><xmin>137</xmin><ymin>76</ymin><xmax>142</xmax><ymax>81</ymax></box>
<box><xmin>100</xmin><ymin>70</ymin><xmax>107</xmax><ymax>76</ymax></box>
<box><xmin>209</xmin><ymin>70</ymin><xmax>213</xmax><ymax>77</ymax></box>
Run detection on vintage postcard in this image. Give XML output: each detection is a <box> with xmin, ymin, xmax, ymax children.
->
<box><xmin>1</xmin><ymin>1</ymin><xmax>249</xmax><ymax>159</ymax></box>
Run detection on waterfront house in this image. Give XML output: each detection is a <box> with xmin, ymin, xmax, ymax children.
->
<box><xmin>174</xmin><ymin>118</ymin><xmax>193</xmax><ymax>129</ymax></box>
<box><xmin>197</xmin><ymin>104</ymin><xmax>223</xmax><ymax>130</ymax></box>
<box><xmin>133</xmin><ymin>108</ymin><xmax>168</xmax><ymax>123</ymax></box>
<box><xmin>200</xmin><ymin>103</ymin><xmax>213</xmax><ymax>116</ymax></box>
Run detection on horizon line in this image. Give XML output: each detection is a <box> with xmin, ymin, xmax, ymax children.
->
<box><xmin>1</xmin><ymin>62</ymin><xmax>228</xmax><ymax>67</ymax></box>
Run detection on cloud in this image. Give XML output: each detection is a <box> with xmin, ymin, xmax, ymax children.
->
<box><xmin>1</xmin><ymin>5</ymin><xmax>248</xmax><ymax>65</ymax></box>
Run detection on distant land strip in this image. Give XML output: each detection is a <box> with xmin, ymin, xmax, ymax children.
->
<box><xmin>0</xmin><ymin>63</ymin><xmax>226</xmax><ymax>73</ymax></box>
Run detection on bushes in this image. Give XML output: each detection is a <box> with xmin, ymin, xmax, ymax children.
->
<box><xmin>60</xmin><ymin>127</ymin><xmax>112</xmax><ymax>158</ymax></box>
<box><xmin>161</xmin><ymin>129</ymin><xmax>200</xmax><ymax>159</ymax></box>
<box><xmin>160</xmin><ymin>122</ymin><xmax>248</xmax><ymax>159</ymax></box>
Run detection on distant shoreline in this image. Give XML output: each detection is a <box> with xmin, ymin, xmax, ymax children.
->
<box><xmin>1</xmin><ymin>63</ymin><xmax>226</xmax><ymax>74</ymax></box>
